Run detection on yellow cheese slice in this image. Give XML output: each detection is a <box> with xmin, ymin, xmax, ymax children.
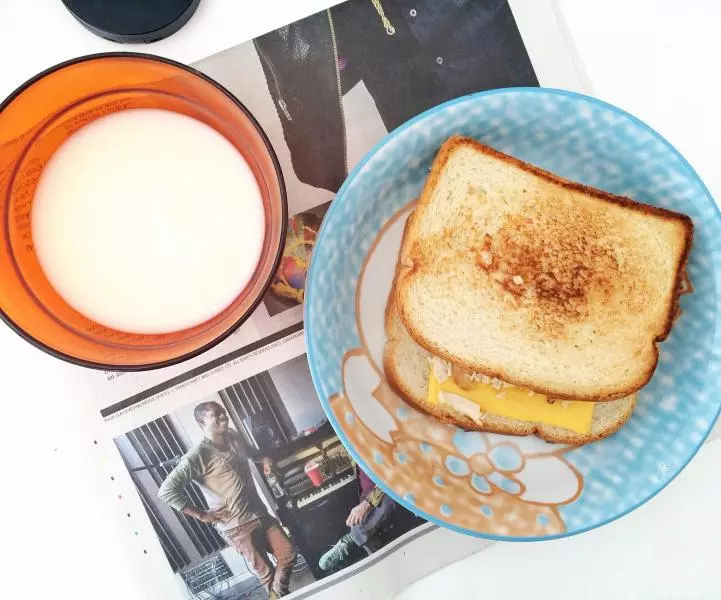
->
<box><xmin>427</xmin><ymin>368</ymin><xmax>594</xmax><ymax>434</ymax></box>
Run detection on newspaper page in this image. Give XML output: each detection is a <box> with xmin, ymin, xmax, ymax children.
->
<box><xmin>86</xmin><ymin>1</ymin><xmax>585</xmax><ymax>598</ymax></box>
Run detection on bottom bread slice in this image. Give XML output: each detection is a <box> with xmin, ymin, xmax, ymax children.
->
<box><xmin>384</xmin><ymin>300</ymin><xmax>636</xmax><ymax>445</ymax></box>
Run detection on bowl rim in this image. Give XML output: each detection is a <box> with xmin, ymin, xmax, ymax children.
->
<box><xmin>0</xmin><ymin>52</ymin><xmax>288</xmax><ymax>371</ymax></box>
<box><xmin>304</xmin><ymin>86</ymin><xmax>721</xmax><ymax>541</ymax></box>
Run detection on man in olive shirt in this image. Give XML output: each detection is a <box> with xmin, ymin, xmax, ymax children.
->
<box><xmin>158</xmin><ymin>401</ymin><xmax>296</xmax><ymax>598</ymax></box>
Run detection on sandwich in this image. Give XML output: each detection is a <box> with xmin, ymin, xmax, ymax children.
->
<box><xmin>384</xmin><ymin>136</ymin><xmax>693</xmax><ymax>444</ymax></box>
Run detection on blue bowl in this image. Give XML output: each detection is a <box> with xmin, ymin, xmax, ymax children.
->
<box><xmin>305</xmin><ymin>88</ymin><xmax>720</xmax><ymax>540</ymax></box>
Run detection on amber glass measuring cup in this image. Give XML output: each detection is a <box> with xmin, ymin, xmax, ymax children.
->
<box><xmin>0</xmin><ymin>53</ymin><xmax>287</xmax><ymax>370</ymax></box>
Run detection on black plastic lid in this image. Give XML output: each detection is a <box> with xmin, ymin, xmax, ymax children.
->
<box><xmin>62</xmin><ymin>0</ymin><xmax>201</xmax><ymax>44</ymax></box>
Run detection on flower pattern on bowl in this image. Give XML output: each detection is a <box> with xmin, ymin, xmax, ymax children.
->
<box><xmin>331</xmin><ymin>350</ymin><xmax>583</xmax><ymax>536</ymax></box>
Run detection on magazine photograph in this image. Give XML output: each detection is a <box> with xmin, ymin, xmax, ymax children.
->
<box><xmin>115</xmin><ymin>354</ymin><xmax>425</xmax><ymax>598</ymax></box>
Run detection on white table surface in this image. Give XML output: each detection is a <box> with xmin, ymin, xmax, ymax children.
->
<box><xmin>0</xmin><ymin>1</ymin><xmax>719</xmax><ymax>599</ymax></box>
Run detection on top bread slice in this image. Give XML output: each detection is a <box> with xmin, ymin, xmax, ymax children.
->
<box><xmin>395</xmin><ymin>136</ymin><xmax>693</xmax><ymax>401</ymax></box>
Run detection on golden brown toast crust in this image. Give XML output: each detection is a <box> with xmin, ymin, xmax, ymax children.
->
<box><xmin>394</xmin><ymin>136</ymin><xmax>694</xmax><ymax>402</ymax></box>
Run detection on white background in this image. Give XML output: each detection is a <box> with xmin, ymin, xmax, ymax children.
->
<box><xmin>0</xmin><ymin>1</ymin><xmax>719</xmax><ymax>599</ymax></box>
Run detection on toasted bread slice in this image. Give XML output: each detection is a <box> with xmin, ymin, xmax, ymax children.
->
<box><xmin>395</xmin><ymin>136</ymin><xmax>693</xmax><ymax>401</ymax></box>
<box><xmin>384</xmin><ymin>301</ymin><xmax>636</xmax><ymax>445</ymax></box>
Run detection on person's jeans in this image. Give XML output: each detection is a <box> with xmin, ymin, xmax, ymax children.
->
<box><xmin>224</xmin><ymin>515</ymin><xmax>297</xmax><ymax>596</ymax></box>
<box><xmin>349</xmin><ymin>495</ymin><xmax>396</xmax><ymax>547</ymax></box>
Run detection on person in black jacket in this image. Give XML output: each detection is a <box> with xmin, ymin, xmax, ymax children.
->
<box><xmin>254</xmin><ymin>0</ymin><xmax>538</xmax><ymax>193</ymax></box>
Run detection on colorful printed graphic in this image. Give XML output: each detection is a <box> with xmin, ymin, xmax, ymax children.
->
<box><xmin>271</xmin><ymin>211</ymin><xmax>322</xmax><ymax>304</ymax></box>
<box><xmin>266</xmin><ymin>205</ymin><xmax>328</xmax><ymax>316</ymax></box>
